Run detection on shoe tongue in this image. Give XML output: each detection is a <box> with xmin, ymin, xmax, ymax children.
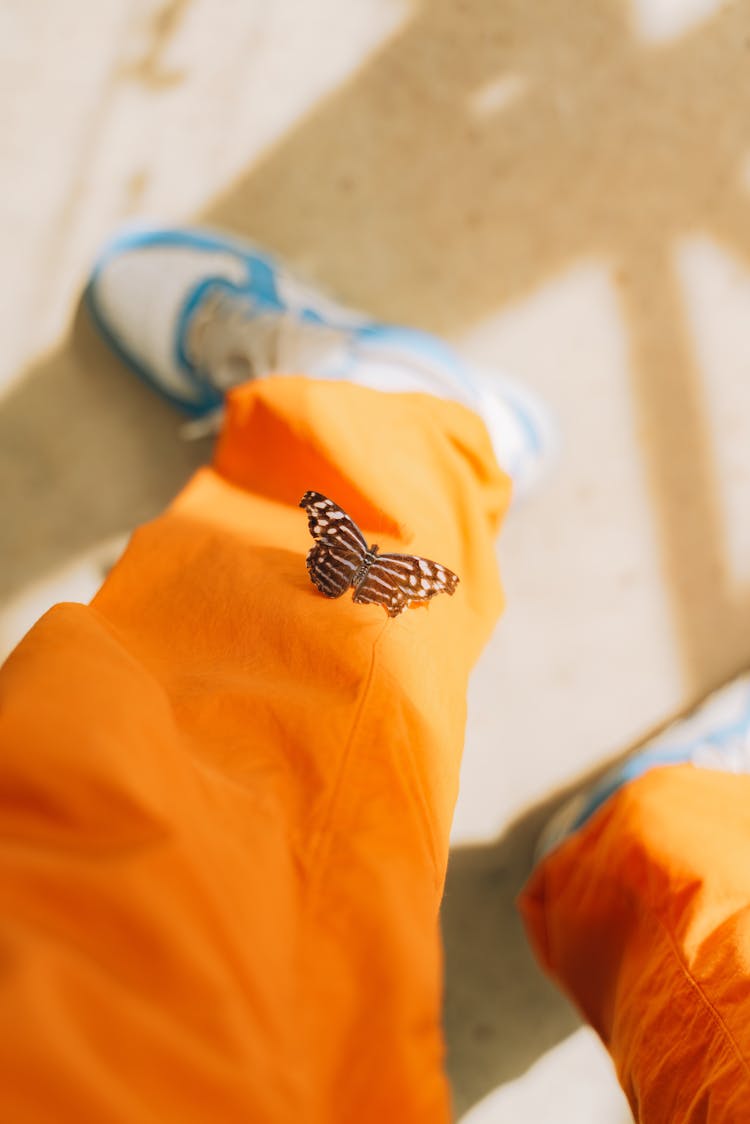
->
<box><xmin>271</xmin><ymin>315</ymin><xmax>353</xmax><ymax>376</ymax></box>
<box><xmin>186</xmin><ymin>292</ymin><xmax>354</xmax><ymax>388</ymax></box>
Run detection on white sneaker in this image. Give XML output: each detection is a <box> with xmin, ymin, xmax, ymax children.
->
<box><xmin>86</xmin><ymin>225</ymin><xmax>557</xmax><ymax>498</ymax></box>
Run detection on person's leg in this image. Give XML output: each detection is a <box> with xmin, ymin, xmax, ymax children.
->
<box><xmin>520</xmin><ymin>676</ymin><xmax>750</xmax><ymax>1122</ymax></box>
<box><xmin>85</xmin><ymin>225</ymin><xmax>556</xmax><ymax>499</ymax></box>
<box><xmin>0</xmin><ymin>364</ymin><xmax>509</xmax><ymax>1122</ymax></box>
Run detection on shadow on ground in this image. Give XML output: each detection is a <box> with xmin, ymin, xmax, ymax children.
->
<box><xmin>8</xmin><ymin>0</ymin><xmax>750</xmax><ymax>677</ymax></box>
<box><xmin>0</xmin><ymin>306</ymin><xmax>212</xmax><ymax>604</ymax></box>
<box><xmin>441</xmin><ymin>787</ymin><xmax>581</xmax><ymax>1117</ymax></box>
<box><xmin>198</xmin><ymin>0</ymin><xmax>750</xmax><ymax>694</ymax></box>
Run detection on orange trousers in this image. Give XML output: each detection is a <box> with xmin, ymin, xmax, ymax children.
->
<box><xmin>520</xmin><ymin>766</ymin><xmax>750</xmax><ymax>1121</ymax></box>
<box><xmin>0</xmin><ymin>377</ymin><xmax>508</xmax><ymax>1124</ymax></box>
<box><xmin>4</xmin><ymin>376</ymin><xmax>750</xmax><ymax>1122</ymax></box>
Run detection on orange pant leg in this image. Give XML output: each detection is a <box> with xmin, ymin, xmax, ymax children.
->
<box><xmin>520</xmin><ymin>766</ymin><xmax>750</xmax><ymax>1122</ymax></box>
<box><xmin>0</xmin><ymin>377</ymin><xmax>509</xmax><ymax>1124</ymax></box>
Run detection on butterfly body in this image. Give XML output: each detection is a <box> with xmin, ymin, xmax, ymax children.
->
<box><xmin>299</xmin><ymin>491</ymin><xmax>459</xmax><ymax>617</ymax></box>
<box><xmin>351</xmin><ymin>547</ymin><xmax>379</xmax><ymax>589</ymax></box>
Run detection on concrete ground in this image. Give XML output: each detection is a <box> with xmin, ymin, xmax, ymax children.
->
<box><xmin>4</xmin><ymin>1</ymin><xmax>750</xmax><ymax>1119</ymax></box>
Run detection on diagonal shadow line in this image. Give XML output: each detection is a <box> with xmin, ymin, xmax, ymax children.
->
<box><xmin>194</xmin><ymin>0</ymin><xmax>750</xmax><ymax>695</ymax></box>
<box><xmin>616</xmin><ymin>241</ymin><xmax>750</xmax><ymax>693</ymax></box>
<box><xmin>197</xmin><ymin>0</ymin><xmax>750</xmax><ymax>325</ymax></box>
<box><xmin>442</xmin><ymin>749</ymin><xmax>638</xmax><ymax>1119</ymax></box>
<box><xmin>441</xmin><ymin>791</ymin><xmax>583</xmax><ymax>1119</ymax></box>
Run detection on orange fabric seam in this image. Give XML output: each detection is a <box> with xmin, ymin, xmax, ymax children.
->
<box><xmin>387</xmin><ymin>695</ymin><xmax>444</xmax><ymax>888</ymax></box>
<box><xmin>302</xmin><ymin>618</ymin><xmax>390</xmax><ymax>900</ymax></box>
<box><xmin>657</xmin><ymin>906</ymin><xmax>750</xmax><ymax>1083</ymax></box>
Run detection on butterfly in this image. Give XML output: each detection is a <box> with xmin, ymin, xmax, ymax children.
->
<box><xmin>299</xmin><ymin>491</ymin><xmax>459</xmax><ymax>617</ymax></box>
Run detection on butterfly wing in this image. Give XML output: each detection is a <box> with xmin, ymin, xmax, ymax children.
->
<box><xmin>353</xmin><ymin>553</ymin><xmax>459</xmax><ymax>617</ymax></box>
<box><xmin>299</xmin><ymin>491</ymin><xmax>368</xmax><ymax>599</ymax></box>
<box><xmin>299</xmin><ymin>492</ymin><xmax>460</xmax><ymax>615</ymax></box>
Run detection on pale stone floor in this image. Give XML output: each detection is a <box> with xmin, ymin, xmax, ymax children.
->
<box><xmin>5</xmin><ymin>1</ymin><xmax>750</xmax><ymax>1119</ymax></box>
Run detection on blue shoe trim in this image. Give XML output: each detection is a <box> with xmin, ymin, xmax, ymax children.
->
<box><xmin>569</xmin><ymin>747</ymin><xmax>699</xmax><ymax>833</ymax></box>
<box><xmin>172</xmin><ymin>278</ymin><xmax>232</xmax><ymax>412</ymax></box>
<box><xmin>86</xmin><ymin>226</ymin><xmax>288</xmax><ymax>416</ymax></box>
<box><xmin>92</xmin><ymin>225</ymin><xmax>282</xmax><ymax>280</ymax></box>
<box><xmin>569</xmin><ymin>686</ymin><xmax>750</xmax><ymax>835</ymax></box>
<box><xmin>84</xmin><ymin>277</ymin><xmax>214</xmax><ymax>418</ymax></box>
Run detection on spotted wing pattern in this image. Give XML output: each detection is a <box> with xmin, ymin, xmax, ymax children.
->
<box><xmin>299</xmin><ymin>491</ymin><xmax>368</xmax><ymax>598</ymax></box>
<box><xmin>299</xmin><ymin>490</ymin><xmax>460</xmax><ymax>616</ymax></box>
<box><xmin>353</xmin><ymin>553</ymin><xmax>459</xmax><ymax>617</ymax></box>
